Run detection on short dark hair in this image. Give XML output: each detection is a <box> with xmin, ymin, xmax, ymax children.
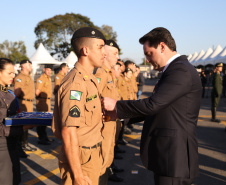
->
<box><xmin>0</xmin><ymin>58</ymin><xmax>14</xmax><ymax>71</ymax></box>
<box><xmin>124</xmin><ymin>60</ymin><xmax>134</xmax><ymax>68</ymax></box>
<box><xmin>139</xmin><ymin>27</ymin><xmax>176</xmax><ymax>51</ymax></box>
<box><xmin>116</xmin><ymin>62</ymin><xmax>121</xmax><ymax>66</ymax></box>
<box><xmin>60</xmin><ymin>63</ymin><xmax>68</xmax><ymax>70</ymax></box>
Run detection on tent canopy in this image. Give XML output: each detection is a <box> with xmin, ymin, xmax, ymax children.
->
<box><xmin>30</xmin><ymin>43</ymin><xmax>61</xmax><ymax>65</ymax></box>
<box><xmin>62</xmin><ymin>51</ymin><xmax>78</xmax><ymax>68</ymax></box>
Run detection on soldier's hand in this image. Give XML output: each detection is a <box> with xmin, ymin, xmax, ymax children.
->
<box><xmin>101</xmin><ymin>97</ymin><xmax>117</xmax><ymax>111</ymax></box>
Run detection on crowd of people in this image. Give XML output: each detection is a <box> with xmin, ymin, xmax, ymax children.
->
<box><xmin>199</xmin><ymin>63</ymin><xmax>225</xmax><ymax>123</ymax></box>
<box><xmin>0</xmin><ymin>26</ymin><xmax>202</xmax><ymax>185</ymax></box>
<box><xmin>0</xmin><ymin>27</ymin><xmax>144</xmax><ymax>185</ymax></box>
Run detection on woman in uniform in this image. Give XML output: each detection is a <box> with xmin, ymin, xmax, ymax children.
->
<box><xmin>0</xmin><ymin>58</ymin><xmax>28</xmax><ymax>185</ymax></box>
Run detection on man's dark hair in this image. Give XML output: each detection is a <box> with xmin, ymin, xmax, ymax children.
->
<box><xmin>116</xmin><ymin>62</ymin><xmax>121</xmax><ymax>66</ymax></box>
<box><xmin>124</xmin><ymin>60</ymin><xmax>134</xmax><ymax>68</ymax></box>
<box><xmin>71</xmin><ymin>37</ymin><xmax>91</xmax><ymax>58</ymax></box>
<box><xmin>139</xmin><ymin>27</ymin><xmax>177</xmax><ymax>51</ymax></box>
<box><xmin>60</xmin><ymin>63</ymin><xmax>68</xmax><ymax>70</ymax></box>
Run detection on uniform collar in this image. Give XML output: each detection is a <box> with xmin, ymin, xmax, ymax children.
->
<box><xmin>43</xmin><ymin>73</ymin><xmax>50</xmax><ymax>78</ymax></box>
<box><xmin>102</xmin><ymin>64</ymin><xmax>111</xmax><ymax>73</ymax></box>
<box><xmin>0</xmin><ymin>84</ymin><xmax>8</xmax><ymax>92</ymax></box>
<box><xmin>21</xmin><ymin>71</ymin><xmax>30</xmax><ymax>77</ymax></box>
<box><xmin>58</xmin><ymin>70</ymin><xmax>65</xmax><ymax>76</ymax></box>
<box><xmin>74</xmin><ymin>62</ymin><xmax>97</xmax><ymax>82</ymax></box>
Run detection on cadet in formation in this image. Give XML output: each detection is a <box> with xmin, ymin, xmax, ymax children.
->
<box><xmin>36</xmin><ymin>64</ymin><xmax>53</xmax><ymax>145</ymax></box>
<box><xmin>54</xmin><ymin>63</ymin><xmax>69</xmax><ymax>94</ymax></box>
<box><xmin>52</xmin><ymin>27</ymin><xmax>106</xmax><ymax>185</ymax></box>
<box><xmin>14</xmin><ymin>60</ymin><xmax>37</xmax><ymax>156</ymax></box>
<box><xmin>94</xmin><ymin>39</ymin><xmax>121</xmax><ymax>185</ymax></box>
<box><xmin>211</xmin><ymin>63</ymin><xmax>223</xmax><ymax>123</ymax></box>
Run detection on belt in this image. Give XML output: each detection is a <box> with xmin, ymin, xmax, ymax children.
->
<box><xmin>19</xmin><ymin>98</ymin><xmax>34</xmax><ymax>102</ymax></box>
<box><xmin>37</xmin><ymin>97</ymin><xmax>51</xmax><ymax>99</ymax></box>
<box><xmin>81</xmin><ymin>141</ymin><xmax>101</xmax><ymax>149</ymax></box>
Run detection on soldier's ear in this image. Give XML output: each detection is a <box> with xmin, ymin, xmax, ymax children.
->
<box><xmin>81</xmin><ymin>46</ymin><xmax>89</xmax><ymax>56</ymax></box>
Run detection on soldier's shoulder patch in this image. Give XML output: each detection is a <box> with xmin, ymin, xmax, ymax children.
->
<box><xmin>38</xmin><ymin>80</ymin><xmax>42</xmax><ymax>83</ymax></box>
<box><xmin>96</xmin><ymin>77</ymin><xmax>101</xmax><ymax>84</ymax></box>
<box><xmin>16</xmin><ymin>79</ymin><xmax>22</xmax><ymax>82</ymax></box>
<box><xmin>70</xmin><ymin>90</ymin><xmax>82</xmax><ymax>101</ymax></box>
<box><xmin>69</xmin><ymin>105</ymin><xmax>80</xmax><ymax>117</ymax></box>
<box><xmin>56</xmin><ymin>76</ymin><xmax>59</xmax><ymax>80</ymax></box>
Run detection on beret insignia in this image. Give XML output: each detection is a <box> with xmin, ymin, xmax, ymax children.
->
<box><xmin>91</xmin><ymin>31</ymin><xmax>95</xmax><ymax>35</ymax></box>
<box><xmin>110</xmin><ymin>42</ymin><xmax>113</xmax><ymax>46</ymax></box>
<box><xmin>69</xmin><ymin>105</ymin><xmax>80</xmax><ymax>117</ymax></box>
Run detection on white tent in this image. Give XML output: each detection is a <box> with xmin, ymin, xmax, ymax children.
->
<box><xmin>187</xmin><ymin>54</ymin><xmax>193</xmax><ymax>61</ymax></box>
<box><xmin>211</xmin><ymin>46</ymin><xmax>226</xmax><ymax>64</ymax></box>
<box><xmin>62</xmin><ymin>51</ymin><xmax>78</xmax><ymax>69</ymax></box>
<box><xmin>29</xmin><ymin>43</ymin><xmax>62</xmax><ymax>75</ymax></box>
<box><xmin>189</xmin><ymin>52</ymin><xmax>198</xmax><ymax>63</ymax></box>
<box><xmin>194</xmin><ymin>48</ymin><xmax>213</xmax><ymax>67</ymax></box>
<box><xmin>204</xmin><ymin>45</ymin><xmax>223</xmax><ymax>66</ymax></box>
<box><xmin>193</xmin><ymin>50</ymin><xmax>205</xmax><ymax>64</ymax></box>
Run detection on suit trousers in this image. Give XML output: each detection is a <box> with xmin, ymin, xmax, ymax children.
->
<box><xmin>154</xmin><ymin>175</ymin><xmax>194</xmax><ymax>185</ymax></box>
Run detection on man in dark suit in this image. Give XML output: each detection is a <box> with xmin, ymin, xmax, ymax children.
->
<box><xmin>102</xmin><ymin>27</ymin><xmax>202</xmax><ymax>185</ymax></box>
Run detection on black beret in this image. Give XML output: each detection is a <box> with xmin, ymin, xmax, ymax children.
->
<box><xmin>215</xmin><ymin>63</ymin><xmax>223</xmax><ymax>67</ymax></box>
<box><xmin>105</xmin><ymin>40</ymin><xmax>120</xmax><ymax>51</ymax></box>
<box><xmin>20</xmin><ymin>60</ymin><xmax>32</xmax><ymax>65</ymax></box>
<box><xmin>71</xmin><ymin>27</ymin><xmax>106</xmax><ymax>43</ymax></box>
<box><xmin>44</xmin><ymin>64</ymin><xmax>53</xmax><ymax>69</ymax></box>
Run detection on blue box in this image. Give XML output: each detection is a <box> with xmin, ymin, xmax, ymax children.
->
<box><xmin>5</xmin><ymin>112</ymin><xmax>53</xmax><ymax>126</ymax></box>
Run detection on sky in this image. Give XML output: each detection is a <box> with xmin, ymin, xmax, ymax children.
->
<box><xmin>0</xmin><ymin>0</ymin><xmax>226</xmax><ymax>64</ymax></box>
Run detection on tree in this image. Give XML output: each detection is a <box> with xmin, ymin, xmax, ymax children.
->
<box><xmin>34</xmin><ymin>13</ymin><xmax>118</xmax><ymax>60</ymax></box>
<box><xmin>0</xmin><ymin>40</ymin><xmax>28</xmax><ymax>63</ymax></box>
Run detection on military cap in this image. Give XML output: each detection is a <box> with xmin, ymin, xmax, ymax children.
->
<box><xmin>71</xmin><ymin>27</ymin><xmax>106</xmax><ymax>43</ymax></box>
<box><xmin>20</xmin><ymin>60</ymin><xmax>32</xmax><ymax>65</ymax></box>
<box><xmin>44</xmin><ymin>64</ymin><xmax>53</xmax><ymax>69</ymax></box>
<box><xmin>105</xmin><ymin>40</ymin><xmax>120</xmax><ymax>51</ymax></box>
<box><xmin>216</xmin><ymin>63</ymin><xmax>223</xmax><ymax>67</ymax></box>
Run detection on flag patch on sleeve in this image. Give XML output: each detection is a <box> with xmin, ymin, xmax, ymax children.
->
<box><xmin>70</xmin><ymin>90</ymin><xmax>82</xmax><ymax>101</ymax></box>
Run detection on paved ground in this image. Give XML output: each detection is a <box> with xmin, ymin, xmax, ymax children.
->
<box><xmin>19</xmin><ymin>79</ymin><xmax>226</xmax><ymax>185</ymax></box>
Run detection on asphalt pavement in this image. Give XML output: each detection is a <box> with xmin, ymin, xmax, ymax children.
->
<box><xmin>19</xmin><ymin>79</ymin><xmax>226</xmax><ymax>185</ymax></box>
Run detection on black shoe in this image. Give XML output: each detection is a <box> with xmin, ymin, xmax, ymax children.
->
<box><xmin>115</xmin><ymin>145</ymin><xmax>126</xmax><ymax>153</ymax></box>
<box><xmin>112</xmin><ymin>165</ymin><xmax>124</xmax><ymax>173</ymax></box>
<box><xmin>114</xmin><ymin>153</ymin><xmax>123</xmax><ymax>160</ymax></box>
<box><xmin>211</xmin><ymin>119</ymin><xmax>221</xmax><ymax>123</ymax></box>
<box><xmin>117</xmin><ymin>138</ymin><xmax>128</xmax><ymax>145</ymax></box>
<box><xmin>23</xmin><ymin>144</ymin><xmax>37</xmax><ymax>152</ymax></box>
<box><xmin>38</xmin><ymin>140</ymin><xmax>51</xmax><ymax>145</ymax></box>
<box><xmin>108</xmin><ymin>173</ymin><xmax>123</xmax><ymax>182</ymax></box>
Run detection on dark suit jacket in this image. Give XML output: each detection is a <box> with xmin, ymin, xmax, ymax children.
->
<box><xmin>116</xmin><ymin>55</ymin><xmax>202</xmax><ymax>178</ymax></box>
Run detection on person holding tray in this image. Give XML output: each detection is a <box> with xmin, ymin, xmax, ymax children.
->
<box><xmin>0</xmin><ymin>58</ymin><xmax>32</xmax><ymax>185</ymax></box>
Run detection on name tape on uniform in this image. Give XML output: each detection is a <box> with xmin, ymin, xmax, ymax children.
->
<box><xmin>86</xmin><ymin>94</ymin><xmax>97</xmax><ymax>102</ymax></box>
